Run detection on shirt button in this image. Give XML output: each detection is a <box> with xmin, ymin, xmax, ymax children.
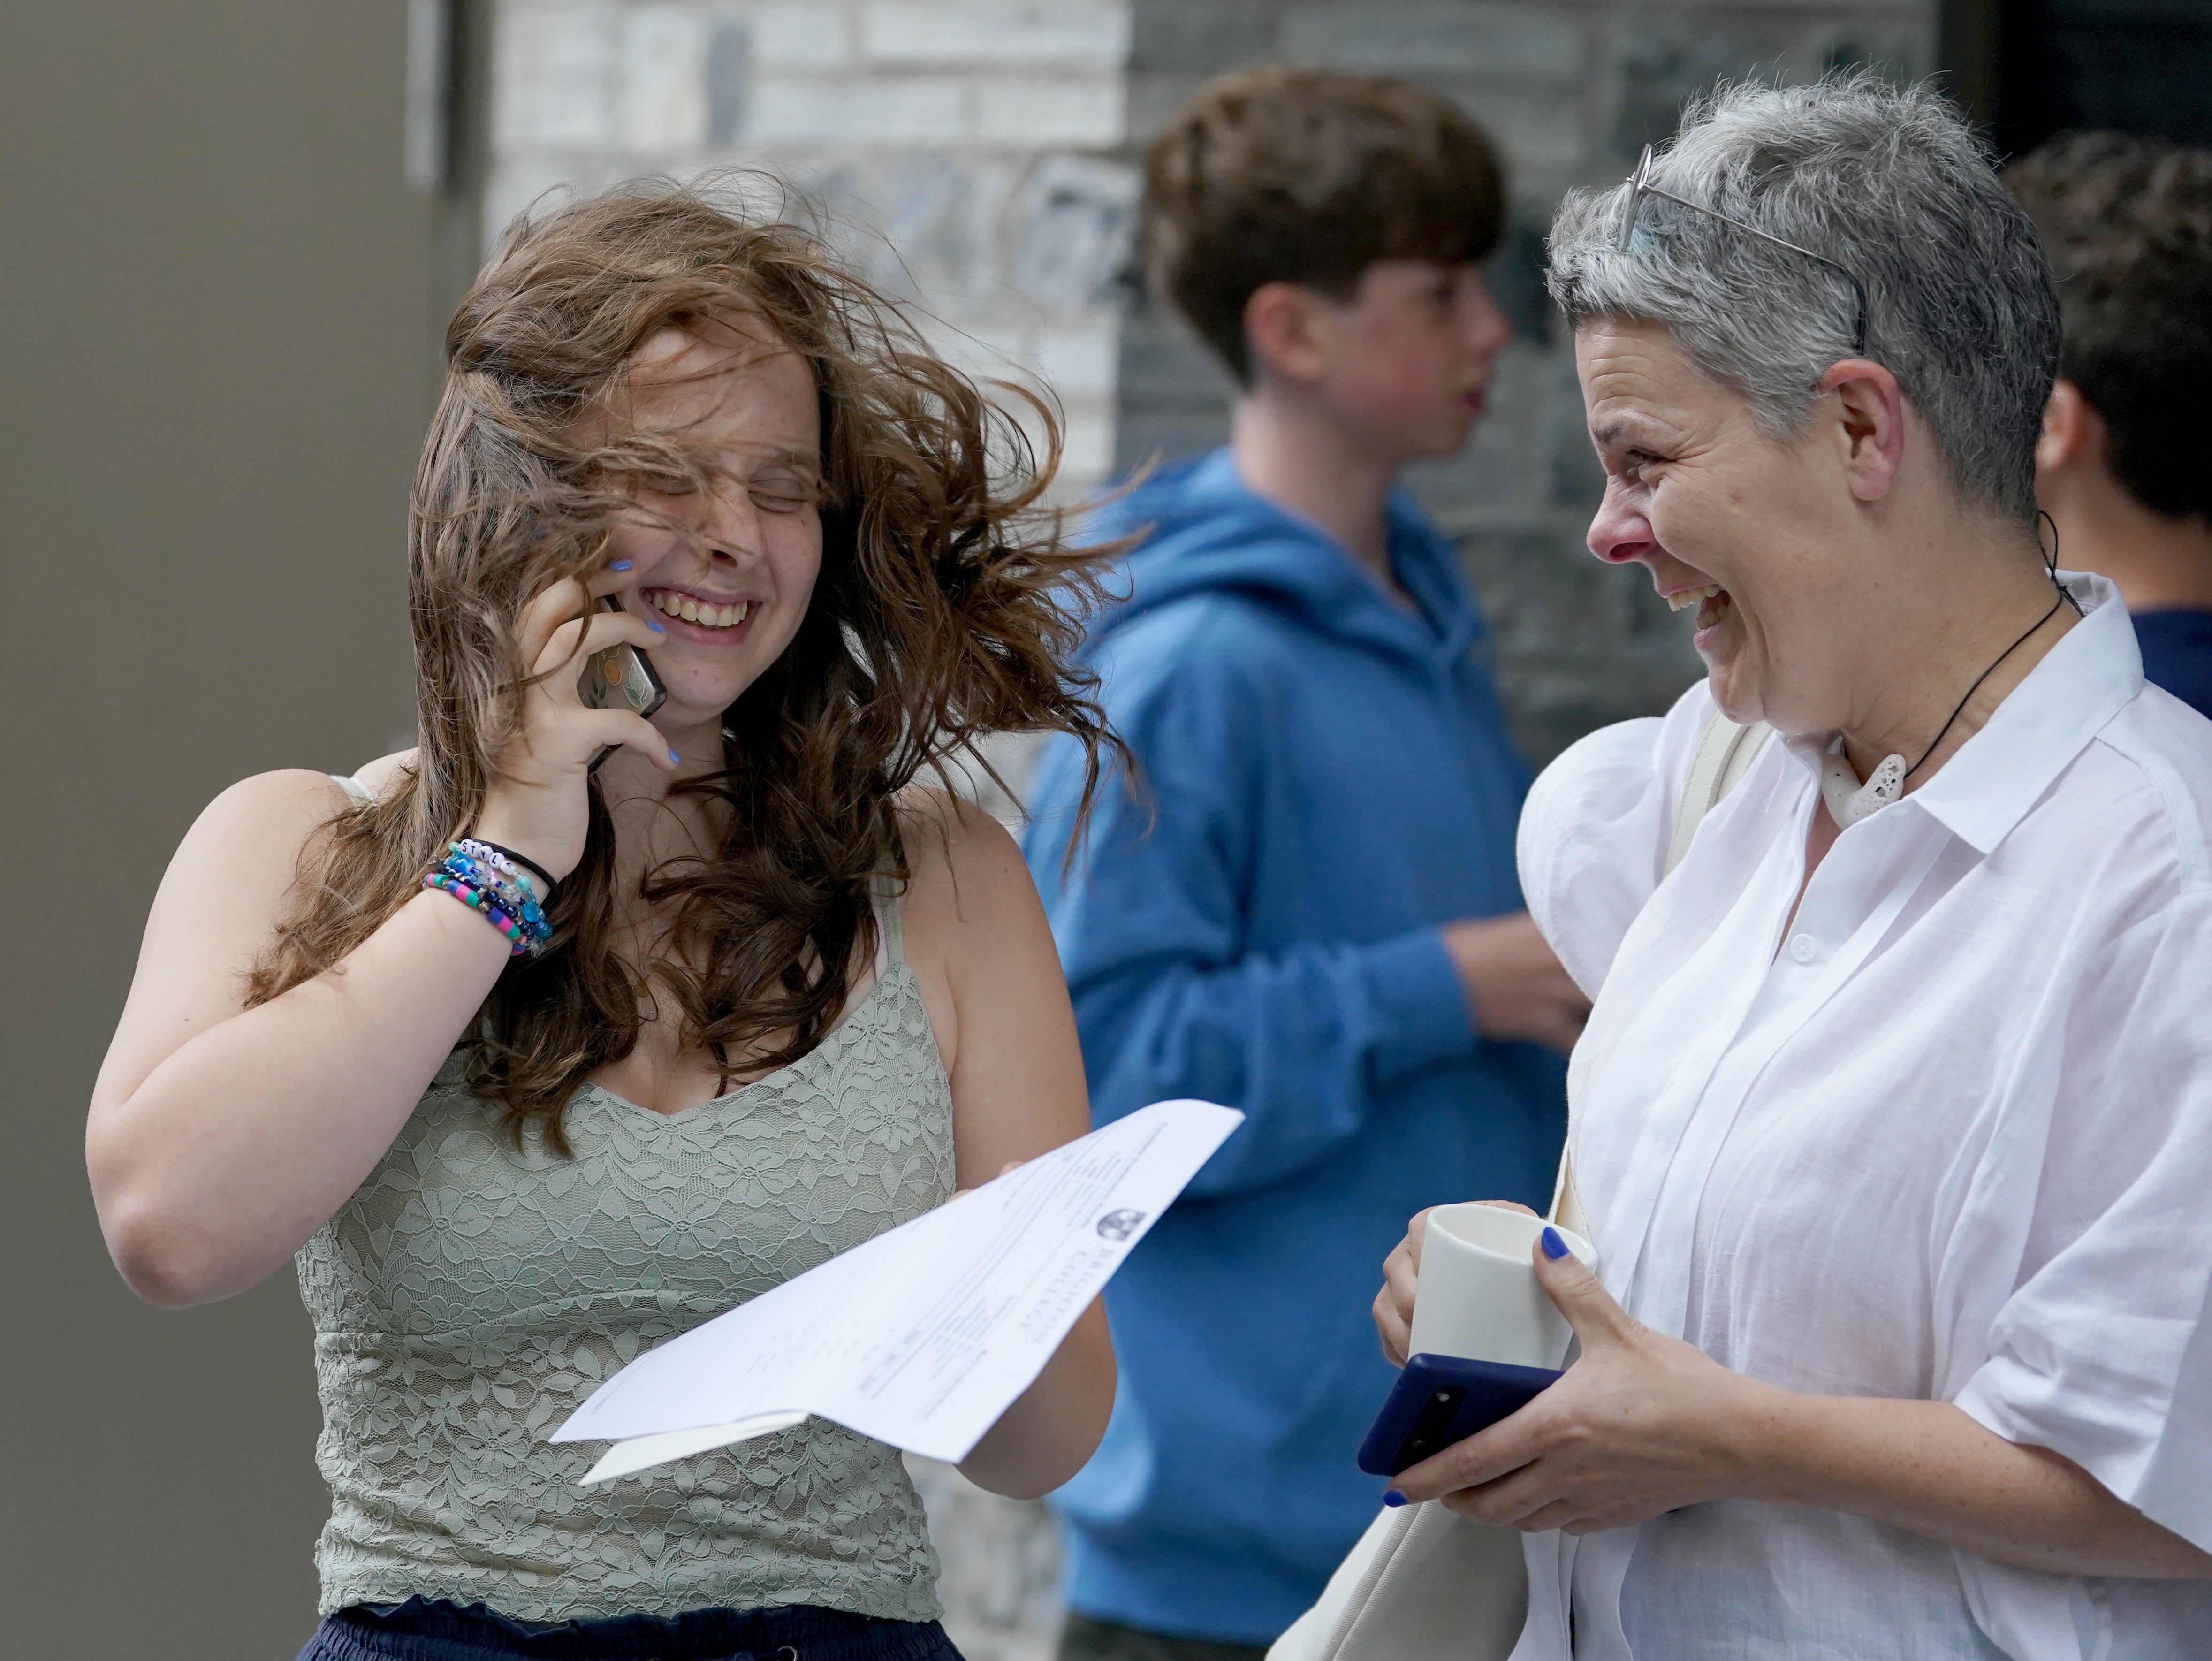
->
<box><xmin>1788</xmin><ymin>934</ymin><xmax>1817</xmax><ymax>964</ymax></box>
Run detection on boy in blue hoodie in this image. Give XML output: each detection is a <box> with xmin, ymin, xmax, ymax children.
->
<box><xmin>1021</xmin><ymin>65</ymin><xmax>1587</xmax><ymax>1660</ymax></box>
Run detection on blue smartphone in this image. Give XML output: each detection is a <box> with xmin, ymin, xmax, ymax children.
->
<box><xmin>1356</xmin><ymin>1353</ymin><xmax>1562</xmax><ymax>1477</ymax></box>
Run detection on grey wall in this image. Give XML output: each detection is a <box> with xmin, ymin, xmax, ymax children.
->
<box><xmin>486</xmin><ymin>0</ymin><xmax>1140</xmax><ymax>501</ymax></box>
<box><xmin>0</xmin><ymin>3</ymin><xmax>466</xmax><ymax>1652</ymax></box>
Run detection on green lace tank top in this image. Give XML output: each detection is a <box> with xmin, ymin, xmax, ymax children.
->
<box><xmin>296</xmin><ymin>800</ymin><xmax>953</xmax><ymax>1622</ymax></box>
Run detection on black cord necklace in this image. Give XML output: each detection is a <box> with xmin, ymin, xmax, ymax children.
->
<box><xmin>1900</xmin><ymin>513</ymin><xmax>2082</xmax><ymax>782</ymax></box>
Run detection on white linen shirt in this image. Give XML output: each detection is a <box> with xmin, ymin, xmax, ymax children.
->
<box><xmin>1509</xmin><ymin>576</ymin><xmax>2212</xmax><ymax>1661</ymax></box>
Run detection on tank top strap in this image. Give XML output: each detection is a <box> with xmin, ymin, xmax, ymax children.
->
<box><xmin>868</xmin><ymin>872</ymin><xmax>905</xmax><ymax>977</ymax></box>
<box><xmin>330</xmin><ymin>773</ymin><xmax>371</xmax><ymax>807</ymax></box>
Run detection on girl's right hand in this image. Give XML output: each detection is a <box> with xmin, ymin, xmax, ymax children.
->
<box><xmin>469</xmin><ymin>571</ymin><xmax>677</xmax><ymax>881</ymax></box>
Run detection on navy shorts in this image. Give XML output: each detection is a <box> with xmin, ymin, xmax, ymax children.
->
<box><xmin>297</xmin><ymin>1598</ymin><xmax>964</xmax><ymax>1661</ymax></box>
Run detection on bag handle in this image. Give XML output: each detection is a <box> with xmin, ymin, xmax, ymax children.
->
<box><xmin>1663</xmin><ymin>709</ymin><xmax>1773</xmax><ymax>876</ymax></box>
<box><xmin>1549</xmin><ymin>708</ymin><xmax>1772</xmax><ymax>1231</ymax></box>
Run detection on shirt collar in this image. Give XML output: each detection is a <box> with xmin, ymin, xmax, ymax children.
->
<box><xmin>1784</xmin><ymin>571</ymin><xmax>2143</xmax><ymax>856</ymax></box>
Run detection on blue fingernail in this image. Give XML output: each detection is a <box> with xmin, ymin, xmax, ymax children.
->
<box><xmin>1541</xmin><ymin>1227</ymin><xmax>1569</xmax><ymax>1261</ymax></box>
<box><xmin>647</xmin><ymin>617</ymin><xmax>664</xmax><ymax>632</ymax></box>
<box><xmin>611</xmin><ymin>559</ymin><xmax>633</xmax><ymax>571</ymax></box>
<box><xmin>669</xmin><ymin>749</ymin><xmax>681</xmax><ymax>763</ymax></box>
<box><xmin>1383</xmin><ymin>1490</ymin><xmax>1408</xmax><ymax>1508</ymax></box>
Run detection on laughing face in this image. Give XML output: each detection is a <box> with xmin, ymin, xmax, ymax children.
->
<box><xmin>598</xmin><ymin>317</ymin><xmax>824</xmax><ymax>741</ymax></box>
<box><xmin>1574</xmin><ymin>317</ymin><xmax>1870</xmax><ymax>733</ymax></box>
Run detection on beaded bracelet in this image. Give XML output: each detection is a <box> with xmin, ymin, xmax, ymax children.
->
<box><xmin>444</xmin><ymin>843</ymin><xmax>549</xmax><ymax>933</ymax></box>
<box><xmin>442</xmin><ymin>852</ymin><xmax>550</xmax><ymax>951</ymax></box>
<box><xmin>424</xmin><ymin>869</ymin><xmax>533</xmax><ymax>956</ymax></box>
<box><xmin>456</xmin><ymin>836</ymin><xmax>558</xmax><ymax>901</ymax></box>
<box><xmin>449</xmin><ymin>840</ymin><xmax>535</xmax><ymax>906</ymax></box>
<box><xmin>431</xmin><ymin>873</ymin><xmax>519</xmax><ymax>938</ymax></box>
<box><xmin>425</xmin><ymin>850</ymin><xmax>555</xmax><ymax>958</ymax></box>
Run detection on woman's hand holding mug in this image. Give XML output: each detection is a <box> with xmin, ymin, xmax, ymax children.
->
<box><xmin>469</xmin><ymin>569</ymin><xmax>678</xmax><ymax>882</ymax></box>
<box><xmin>1378</xmin><ymin>1218</ymin><xmax>1767</xmax><ymax>1535</ymax></box>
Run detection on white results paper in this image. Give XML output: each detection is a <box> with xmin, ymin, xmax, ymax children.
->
<box><xmin>552</xmin><ymin>1097</ymin><xmax>1243</xmax><ymax>1485</ymax></box>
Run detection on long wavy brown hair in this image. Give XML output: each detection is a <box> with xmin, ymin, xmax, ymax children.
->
<box><xmin>249</xmin><ymin>178</ymin><xmax>1120</xmax><ymax>1152</ymax></box>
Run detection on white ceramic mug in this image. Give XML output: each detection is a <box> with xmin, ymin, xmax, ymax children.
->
<box><xmin>1406</xmin><ymin>1204</ymin><xmax>1597</xmax><ymax>1369</ymax></box>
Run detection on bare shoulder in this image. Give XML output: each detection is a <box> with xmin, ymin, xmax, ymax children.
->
<box><xmin>890</xmin><ymin>790</ymin><xmax>1082</xmax><ymax>1155</ymax></box>
<box><xmin>892</xmin><ymin>787</ymin><xmax>1058</xmax><ymax>1026</ymax></box>
<box><xmin>190</xmin><ymin>768</ymin><xmax>359</xmax><ymax>858</ymax></box>
<box><xmin>896</xmin><ymin>788</ymin><xmax>1035</xmax><ymax>923</ymax></box>
<box><xmin>156</xmin><ymin>768</ymin><xmax>364</xmax><ymax>947</ymax></box>
<box><xmin>93</xmin><ymin>768</ymin><xmax>362</xmax><ymax>1111</ymax></box>
<box><xmin>184</xmin><ymin>747</ymin><xmax>410</xmax><ymax>876</ymax></box>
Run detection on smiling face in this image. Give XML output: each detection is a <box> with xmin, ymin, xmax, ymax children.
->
<box><xmin>1303</xmin><ymin>259</ymin><xmax>1513</xmax><ymax>458</ymax></box>
<box><xmin>598</xmin><ymin>318</ymin><xmax>824</xmax><ymax>739</ymax></box>
<box><xmin>1575</xmin><ymin>318</ymin><xmax>1879</xmax><ymax>732</ymax></box>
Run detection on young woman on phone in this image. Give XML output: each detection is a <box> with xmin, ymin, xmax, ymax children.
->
<box><xmin>86</xmin><ymin>182</ymin><xmax>1117</xmax><ymax>1661</ymax></box>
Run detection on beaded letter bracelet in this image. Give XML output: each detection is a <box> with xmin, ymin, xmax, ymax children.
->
<box><xmin>456</xmin><ymin>836</ymin><xmax>558</xmax><ymax>902</ymax></box>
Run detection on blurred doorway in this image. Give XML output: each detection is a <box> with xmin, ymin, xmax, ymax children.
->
<box><xmin>0</xmin><ymin>3</ymin><xmax>481</xmax><ymax>1653</ymax></box>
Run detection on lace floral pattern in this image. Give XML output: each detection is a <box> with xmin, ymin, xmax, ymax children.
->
<box><xmin>295</xmin><ymin>962</ymin><xmax>956</xmax><ymax>1622</ymax></box>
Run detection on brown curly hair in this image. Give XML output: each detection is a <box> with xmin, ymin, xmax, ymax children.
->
<box><xmin>248</xmin><ymin>177</ymin><xmax>1120</xmax><ymax>1152</ymax></box>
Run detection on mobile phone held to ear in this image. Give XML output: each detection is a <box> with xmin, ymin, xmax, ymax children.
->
<box><xmin>1356</xmin><ymin>1353</ymin><xmax>1561</xmax><ymax>1478</ymax></box>
<box><xmin>577</xmin><ymin>594</ymin><xmax>666</xmax><ymax>770</ymax></box>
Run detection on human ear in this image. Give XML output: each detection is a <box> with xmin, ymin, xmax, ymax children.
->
<box><xmin>1817</xmin><ymin>358</ymin><xmax>1906</xmax><ymax>503</ymax></box>
<box><xmin>1242</xmin><ymin>281</ymin><xmax>1331</xmax><ymax>386</ymax></box>
<box><xmin>2035</xmin><ymin>379</ymin><xmax>2102</xmax><ymax>478</ymax></box>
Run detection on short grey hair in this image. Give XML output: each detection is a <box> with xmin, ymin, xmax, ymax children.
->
<box><xmin>1547</xmin><ymin>76</ymin><xmax>2060</xmax><ymax>519</ymax></box>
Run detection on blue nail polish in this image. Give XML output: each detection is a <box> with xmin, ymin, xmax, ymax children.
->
<box><xmin>647</xmin><ymin>617</ymin><xmax>664</xmax><ymax>632</ymax></box>
<box><xmin>611</xmin><ymin>559</ymin><xmax>633</xmax><ymax>571</ymax></box>
<box><xmin>669</xmin><ymin>749</ymin><xmax>681</xmax><ymax>763</ymax></box>
<box><xmin>1382</xmin><ymin>1490</ymin><xmax>1408</xmax><ymax>1508</ymax></box>
<box><xmin>1541</xmin><ymin>1226</ymin><xmax>1569</xmax><ymax>1261</ymax></box>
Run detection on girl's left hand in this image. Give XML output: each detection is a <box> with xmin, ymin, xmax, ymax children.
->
<box><xmin>1386</xmin><ymin>1230</ymin><xmax>1779</xmax><ymax>1533</ymax></box>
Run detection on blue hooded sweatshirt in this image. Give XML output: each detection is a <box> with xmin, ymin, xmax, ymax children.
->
<box><xmin>1020</xmin><ymin>449</ymin><xmax>1567</xmax><ymax>1644</ymax></box>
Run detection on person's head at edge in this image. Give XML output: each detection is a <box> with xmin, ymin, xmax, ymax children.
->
<box><xmin>2007</xmin><ymin>131</ymin><xmax>2212</xmax><ymax>614</ymax></box>
<box><xmin>1548</xmin><ymin>76</ymin><xmax>2072</xmax><ymax>785</ymax></box>
<box><xmin>1140</xmin><ymin>65</ymin><xmax>1513</xmax><ymax>571</ymax></box>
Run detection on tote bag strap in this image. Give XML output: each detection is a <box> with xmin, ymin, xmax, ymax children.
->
<box><xmin>1663</xmin><ymin>709</ymin><xmax>1772</xmax><ymax>877</ymax></box>
<box><xmin>1549</xmin><ymin>708</ymin><xmax>1772</xmax><ymax>1232</ymax></box>
<box><xmin>1548</xmin><ymin>1151</ymin><xmax>1587</xmax><ymax>1234</ymax></box>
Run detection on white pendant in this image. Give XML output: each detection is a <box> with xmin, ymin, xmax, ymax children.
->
<box><xmin>1822</xmin><ymin>749</ymin><xmax>1905</xmax><ymax>828</ymax></box>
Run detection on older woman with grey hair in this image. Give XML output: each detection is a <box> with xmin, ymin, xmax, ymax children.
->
<box><xmin>1372</xmin><ymin>77</ymin><xmax>2212</xmax><ymax>1660</ymax></box>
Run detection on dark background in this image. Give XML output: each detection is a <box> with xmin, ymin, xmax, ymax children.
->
<box><xmin>1</xmin><ymin>2</ymin><xmax>2206</xmax><ymax>1656</ymax></box>
<box><xmin>1960</xmin><ymin>0</ymin><xmax>2212</xmax><ymax>152</ymax></box>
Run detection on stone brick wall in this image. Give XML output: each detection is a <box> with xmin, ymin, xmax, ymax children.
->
<box><xmin>483</xmin><ymin>4</ymin><xmax>1936</xmax><ymax>1655</ymax></box>
<box><xmin>489</xmin><ymin>0</ymin><xmax>1137</xmax><ymax>497</ymax></box>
